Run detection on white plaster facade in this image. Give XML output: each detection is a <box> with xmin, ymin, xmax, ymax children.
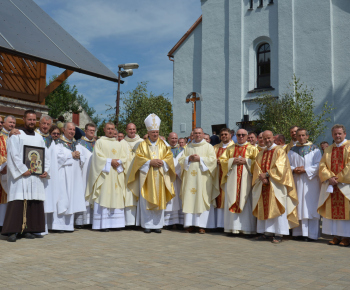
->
<box><xmin>169</xmin><ymin>0</ymin><xmax>350</xmax><ymax>139</ymax></box>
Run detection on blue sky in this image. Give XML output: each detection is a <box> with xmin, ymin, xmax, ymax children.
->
<box><xmin>33</xmin><ymin>0</ymin><xmax>202</xmax><ymax>122</ymax></box>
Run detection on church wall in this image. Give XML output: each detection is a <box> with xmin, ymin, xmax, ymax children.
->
<box><xmin>331</xmin><ymin>1</ymin><xmax>350</xmax><ymax>129</ymax></box>
<box><xmin>172</xmin><ymin>22</ymin><xmax>202</xmax><ymax>138</ymax></box>
<box><xmin>200</xmin><ymin>0</ymin><xmax>227</xmax><ymax>134</ymax></box>
<box><xmin>171</xmin><ymin>0</ymin><xmax>350</xmax><ymax>141</ymax></box>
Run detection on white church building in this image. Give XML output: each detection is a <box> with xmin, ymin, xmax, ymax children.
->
<box><xmin>168</xmin><ymin>0</ymin><xmax>350</xmax><ymax>138</ymax></box>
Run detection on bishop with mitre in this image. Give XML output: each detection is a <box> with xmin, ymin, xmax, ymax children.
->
<box><xmin>128</xmin><ymin>114</ymin><xmax>176</xmax><ymax>233</ymax></box>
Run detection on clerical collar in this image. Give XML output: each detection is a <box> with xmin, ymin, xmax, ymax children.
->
<box><xmin>335</xmin><ymin>139</ymin><xmax>348</xmax><ymax>147</ymax></box>
<box><xmin>81</xmin><ymin>136</ymin><xmax>94</xmax><ymax>143</ymax></box>
<box><xmin>222</xmin><ymin>141</ymin><xmax>233</xmax><ymax>148</ymax></box>
<box><xmin>148</xmin><ymin>138</ymin><xmax>157</xmax><ymax>146</ymax></box>
<box><xmin>236</xmin><ymin>141</ymin><xmax>248</xmax><ymax>147</ymax></box>
<box><xmin>192</xmin><ymin>139</ymin><xmax>205</xmax><ymax>144</ymax></box>
<box><xmin>267</xmin><ymin>143</ymin><xmax>277</xmax><ymax>150</ymax></box>
<box><xmin>296</xmin><ymin>141</ymin><xmax>313</xmax><ymax>147</ymax></box>
<box><xmin>124</xmin><ymin>134</ymin><xmax>140</xmax><ymax>142</ymax></box>
<box><xmin>60</xmin><ymin>134</ymin><xmax>74</xmax><ymax>144</ymax></box>
<box><xmin>35</xmin><ymin>128</ymin><xmax>49</xmax><ymax>137</ymax></box>
<box><xmin>293</xmin><ymin>140</ymin><xmax>297</xmax><ymax>145</ymax></box>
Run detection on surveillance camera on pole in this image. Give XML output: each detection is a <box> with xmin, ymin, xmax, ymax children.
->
<box><xmin>120</xmin><ymin>69</ymin><xmax>133</xmax><ymax>78</ymax></box>
<box><xmin>116</xmin><ymin>63</ymin><xmax>139</xmax><ymax>128</ymax></box>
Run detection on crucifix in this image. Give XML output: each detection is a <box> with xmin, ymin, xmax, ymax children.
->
<box><xmin>186</xmin><ymin>92</ymin><xmax>202</xmax><ymax>130</ymax></box>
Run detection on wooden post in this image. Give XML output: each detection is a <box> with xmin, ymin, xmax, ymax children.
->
<box><xmin>186</xmin><ymin>92</ymin><xmax>201</xmax><ymax>131</ymax></box>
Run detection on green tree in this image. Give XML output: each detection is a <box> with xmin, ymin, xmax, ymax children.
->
<box><xmin>45</xmin><ymin>76</ymin><xmax>100</xmax><ymax>125</ymax></box>
<box><xmin>106</xmin><ymin>82</ymin><xmax>173</xmax><ymax>137</ymax></box>
<box><xmin>253</xmin><ymin>76</ymin><xmax>334</xmax><ymax>142</ymax></box>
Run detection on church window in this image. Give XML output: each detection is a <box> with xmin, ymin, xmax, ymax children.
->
<box><xmin>257</xmin><ymin>43</ymin><xmax>271</xmax><ymax>88</ymax></box>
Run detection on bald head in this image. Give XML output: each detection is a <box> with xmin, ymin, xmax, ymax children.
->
<box><xmin>262</xmin><ymin>130</ymin><xmax>274</xmax><ymax>148</ymax></box>
<box><xmin>125</xmin><ymin>123</ymin><xmax>137</xmax><ymax>139</ymax></box>
<box><xmin>168</xmin><ymin>132</ymin><xmax>178</xmax><ymax>147</ymax></box>
<box><xmin>236</xmin><ymin>128</ymin><xmax>248</xmax><ymax>145</ymax></box>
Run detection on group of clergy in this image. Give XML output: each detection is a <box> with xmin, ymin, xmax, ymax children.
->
<box><xmin>0</xmin><ymin>111</ymin><xmax>349</xmax><ymax>247</ymax></box>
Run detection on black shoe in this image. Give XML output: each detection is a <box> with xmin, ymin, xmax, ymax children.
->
<box><xmin>100</xmin><ymin>229</ymin><xmax>110</xmax><ymax>232</ymax></box>
<box><xmin>303</xmin><ymin>237</ymin><xmax>315</xmax><ymax>242</ymax></box>
<box><xmin>55</xmin><ymin>230</ymin><xmax>65</xmax><ymax>233</ymax></box>
<box><xmin>33</xmin><ymin>234</ymin><xmax>44</xmax><ymax>238</ymax></box>
<box><xmin>8</xmin><ymin>234</ymin><xmax>17</xmax><ymax>242</ymax></box>
<box><xmin>75</xmin><ymin>225</ymin><xmax>83</xmax><ymax>229</ymax></box>
<box><xmin>144</xmin><ymin>229</ymin><xmax>151</xmax><ymax>234</ymax></box>
<box><xmin>22</xmin><ymin>233</ymin><xmax>36</xmax><ymax>239</ymax></box>
<box><xmin>154</xmin><ymin>229</ymin><xmax>162</xmax><ymax>234</ymax></box>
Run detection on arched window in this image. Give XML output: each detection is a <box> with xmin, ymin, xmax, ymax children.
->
<box><xmin>257</xmin><ymin>43</ymin><xmax>271</xmax><ymax>88</ymax></box>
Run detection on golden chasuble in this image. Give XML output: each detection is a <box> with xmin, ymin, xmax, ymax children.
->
<box><xmin>0</xmin><ymin>135</ymin><xmax>7</xmax><ymax>204</ymax></box>
<box><xmin>318</xmin><ymin>141</ymin><xmax>350</xmax><ymax>220</ymax></box>
<box><xmin>257</xmin><ymin>145</ymin><xmax>266</xmax><ymax>152</ymax></box>
<box><xmin>252</xmin><ymin>146</ymin><xmax>298</xmax><ymax>228</ymax></box>
<box><xmin>127</xmin><ymin>138</ymin><xmax>176</xmax><ymax>210</ymax></box>
<box><xmin>284</xmin><ymin>140</ymin><xmax>296</xmax><ymax>154</ymax></box>
<box><xmin>214</xmin><ymin>141</ymin><xmax>234</xmax><ymax>209</ymax></box>
<box><xmin>220</xmin><ymin>143</ymin><xmax>258</xmax><ymax>213</ymax></box>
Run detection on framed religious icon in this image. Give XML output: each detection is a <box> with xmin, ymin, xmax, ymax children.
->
<box><xmin>23</xmin><ymin>145</ymin><xmax>45</xmax><ymax>176</ymax></box>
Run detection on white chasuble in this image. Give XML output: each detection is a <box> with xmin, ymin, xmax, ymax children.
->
<box><xmin>164</xmin><ymin>150</ymin><xmax>184</xmax><ymax>226</ymax></box>
<box><xmin>120</xmin><ymin>135</ymin><xmax>143</xmax><ymax>226</ymax></box>
<box><xmin>7</xmin><ymin>131</ymin><xmax>49</xmax><ymax>202</ymax></box>
<box><xmin>288</xmin><ymin>143</ymin><xmax>322</xmax><ymax>239</ymax></box>
<box><xmin>46</xmin><ymin>140</ymin><xmax>86</xmax><ymax>231</ymax></box>
<box><xmin>178</xmin><ymin>140</ymin><xmax>218</xmax><ymax>228</ymax></box>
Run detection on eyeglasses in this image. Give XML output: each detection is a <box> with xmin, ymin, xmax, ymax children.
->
<box><xmin>237</xmin><ymin>134</ymin><xmax>247</xmax><ymax>137</ymax></box>
<box><xmin>52</xmin><ymin>133</ymin><xmax>60</xmax><ymax>136</ymax></box>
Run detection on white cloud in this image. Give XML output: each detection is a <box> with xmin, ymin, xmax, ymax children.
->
<box><xmin>37</xmin><ymin>0</ymin><xmax>201</xmax><ymax>47</ymax></box>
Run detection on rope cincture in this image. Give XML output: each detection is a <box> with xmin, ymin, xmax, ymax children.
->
<box><xmin>21</xmin><ymin>199</ymin><xmax>27</xmax><ymax>234</ymax></box>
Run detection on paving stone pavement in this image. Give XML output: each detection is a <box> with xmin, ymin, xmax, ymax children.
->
<box><xmin>0</xmin><ymin>228</ymin><xmax>349</xmax><ymax>289</ymax></box>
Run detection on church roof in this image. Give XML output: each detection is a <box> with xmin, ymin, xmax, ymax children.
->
<box><xmin>0</xmin><ymin>0</ymin><xmax>118</xmax><ymax>82</ymax></box>
<box><xmin>167</xmin><ymin>15</ymin><xmax>202</xmax><ymax>59</ymax></box>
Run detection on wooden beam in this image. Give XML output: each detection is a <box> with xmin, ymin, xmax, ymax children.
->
<box><xmin>39</xmin><ymin>69</ymin><xmax>73</xmax><ymax>102</ymax></box>
<box><xmin>0</xmin><ymin>88</ymin><xmax>38</xmax><ymax>102</ymax></box>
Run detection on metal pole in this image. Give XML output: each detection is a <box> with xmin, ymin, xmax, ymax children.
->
<box><xmin>116</xmin><ymin>67</ymin><xmax>121</xmax><ymax>128</ymax></box>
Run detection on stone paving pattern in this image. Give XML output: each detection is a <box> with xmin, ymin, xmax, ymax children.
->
<box><xmin>0</xmin><ymin>229</ymin><xmax>349</xmax><ymax>289</ymax></box>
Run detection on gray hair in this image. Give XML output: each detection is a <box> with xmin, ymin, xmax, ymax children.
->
<box><xmin>64</xmin><ymin>122</ymin><xmax>76</xmax><ymax>130</ymax></box>
<box><xmin>4</xmin><ymin>115</ymin><xmax>15</xmax><ymax>122</ymax></box>
<box><xmin>40</xmin><ymin>115</ymin><xmax>53</xmax><ymax>123</ymax></box>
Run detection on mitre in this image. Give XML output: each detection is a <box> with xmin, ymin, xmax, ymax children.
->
<box><xmin>144</xmin><ymin>113</ymin><xmax>161</xmax><ymax>131</ymax></box>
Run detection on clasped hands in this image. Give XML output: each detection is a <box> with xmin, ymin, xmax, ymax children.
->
<box><xmin>72</xmin><ymin>151</ymin><xmax>80</xmax><ymax>159</ymax></box>
<box><xmin>328</xmin><ymin>176</ymin><xmax>338</xmax><ymax>186</ymax></box>
<box><xmin>293</xmin><ymin>166</ymin><xmax>306</xmax><ymax>174</ymax></box>
<box><xmin>111</xmin><ymin>159</ymin><xmax>120</xmax><ymax>169</ymax></box>
<box><xmin>189</xmin><ymin>154</ymin><xmax>200</xmax><ymax>162</ymax></box>
<box><xmin>258</xmin><ymin>173</ymin><xmax>269</xmax><ymax>185</ymax></box>
<box><xmin>150</xmin><ymin>159</ymin><xmax>163</xmax><ymax>168</ymax></box>
<box><xmin>232</xmin><ymin>157</ymin><xmax>246</xmax><ymax>166</ymax></box>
